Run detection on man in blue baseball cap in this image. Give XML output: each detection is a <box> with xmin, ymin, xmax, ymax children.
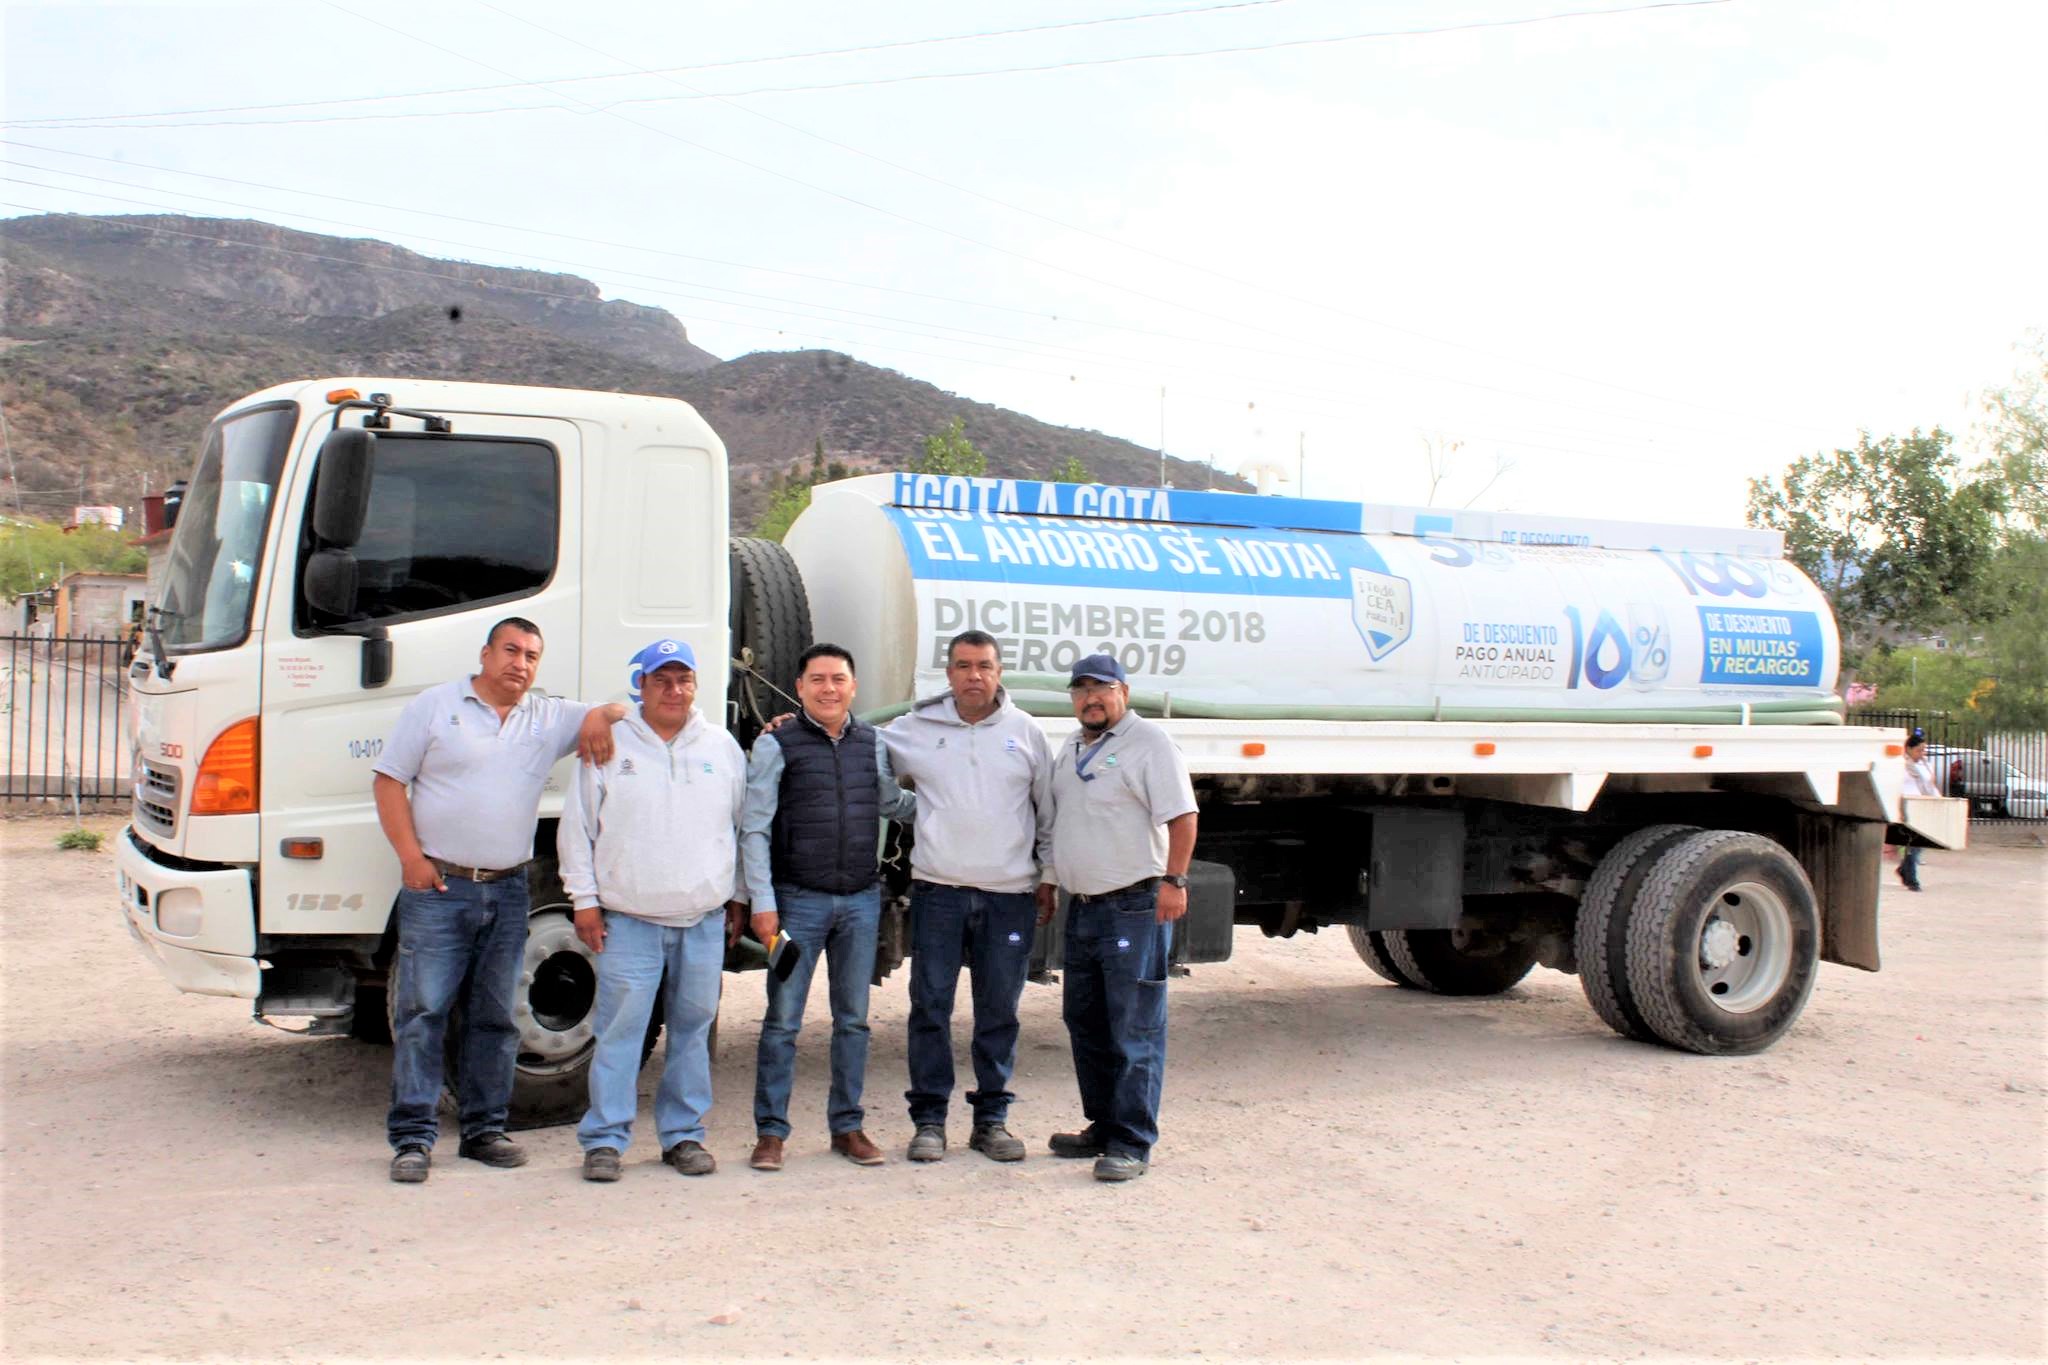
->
<box><xmin>1040</xmin><ymin>650</ymin><xmax>1197</xmax><ymax>1182</ymax></box>
<box><xmin>558</xmin><ymin>637</ymin><xmax>749</xmax><ymax>1180</ymax></box>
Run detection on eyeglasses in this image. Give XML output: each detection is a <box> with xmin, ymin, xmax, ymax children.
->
<box><xmin>1070</xmin><ymin>680</ymin><xmax>1120</xmax><ymax>697</ymax></box>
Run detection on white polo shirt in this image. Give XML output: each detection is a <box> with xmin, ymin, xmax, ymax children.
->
<box><xmin>1045</xmin><ymin>710</ymin><xmax>1197</xmax><ymax>896</ymax></box>
<box><xmin>374</xmin><ymin>676</ymin><xmax>590</xmax><ymax>871</ymax></box>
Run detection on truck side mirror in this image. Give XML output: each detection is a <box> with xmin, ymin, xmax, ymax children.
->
<box><xmin>303</xmin><ymin>548</ymin><xmax>358</xmax><ymax>617</ymax></box>
<box><xmin>312</xmin><ymin>428</ymin><xmax>376</xmax><ymax>548</ymax></box>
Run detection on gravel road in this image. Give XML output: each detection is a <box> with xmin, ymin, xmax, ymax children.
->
<box><xmin>2</xmin><ymin>816</ymin><xmax>2042</xmax><ymax>1361</ymax></box>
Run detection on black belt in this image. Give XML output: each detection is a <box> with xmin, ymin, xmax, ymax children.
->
<box><xmin>430</xmin><ymin>857</ymin><xmax>528</xmax><ymax>884</ymax></box>
<box><xmin>1071</xmin><ymin>878</ymin><xmax>1160</xmax><ymax>904</ymax></box>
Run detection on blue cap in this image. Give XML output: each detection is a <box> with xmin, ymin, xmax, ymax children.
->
<box><xmin>1068</xmin><ymin>652</ymin><xmax>1127</xmax><ymax>687</ymax></box>
<box><xmin>629</xmin><ymin>638</ymin><xmax>697</xmax><ymax>700</ymax></box>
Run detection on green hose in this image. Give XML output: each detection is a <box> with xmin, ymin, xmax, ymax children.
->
<box><xmin>861</xmin><ymin>680</ymin><xmax>1845</xmax><ymax>727</ymax></box>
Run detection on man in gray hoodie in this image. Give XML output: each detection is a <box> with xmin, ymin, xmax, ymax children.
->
<box><xmin>885</xmin><ymin>629</ymin><xmax>1056</xmax><ymax>1164</ymax></box>
<box><xmin>559</xmin><ymin>638</ymin><xmax>747</xmax><ymax>1182</ymax></box>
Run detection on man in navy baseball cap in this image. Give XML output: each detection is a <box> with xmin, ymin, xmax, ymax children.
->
<box><xmin>1067</xmin><ymin>653</ymin><xmax>1127</xmax><ymax>687</ymax></box>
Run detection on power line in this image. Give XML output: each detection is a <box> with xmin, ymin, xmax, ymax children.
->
<box><xmin>2</xmin><ymin>1</ymin><xmax>1293</xmax><ymax>128</ymax></box>
<box><xmin>472</xmin><ymin>0</ymin><xmax>1810</xmax><ymax>435</ymax></box>
<box><xmin>7</xmin><ymin>0</ymin><xmax>1732</xmax><ymax>131</ymax></box>
<box><xmin>0</xmin><ymin>174</ymin><xmax>1787</xmax><ymax>448</ymax></box>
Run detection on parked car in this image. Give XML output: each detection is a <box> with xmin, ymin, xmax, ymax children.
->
<box><xmin>1927</xmin><ymin>746</ymin><xmax>2048</xmax><ymax>819</ymax></box>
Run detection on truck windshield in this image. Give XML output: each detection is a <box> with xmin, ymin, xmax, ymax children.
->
<box><xmin>157</xmin><ymin>402</ymin><xmax>297</xmax><ymax>651</ymax></box>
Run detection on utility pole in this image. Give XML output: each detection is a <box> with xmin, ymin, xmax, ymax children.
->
<box><xmin>0</xmin><ymin>399</ymin><xmax>20</xmax><ymax>513</ymax></box>
<box><xmin>1157</xmin><ymin>386</ymin><xmax>1167</xmax><ymax>487</ymax></box>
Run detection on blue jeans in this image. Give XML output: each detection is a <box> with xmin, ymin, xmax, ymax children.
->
<box><xmin>1061</xmin><ymin>887</ymin><xmax>1173</xmax><ymax>1162</ymax></box>
<box><xmin>754</xmin><ymin>883</ymin><xmax>881</xmax><ymax>1138</ymax></box>
<box><xmin>1901</xmin><ymin>845</ymin><xmax>1925</xmax><ymax>887</ymax></box>
<box><xmin>905</xmin><ymin>881</ymin><xmax>1037</xmax><ymax>1128</ymax></box>
<box><xmin>578</xmin><ymin>911</ymin><xmax>725</xmax><ymax>1155</ymax></box>
<box><xmin>387</xmin><ymin>876</ymin><xmax>530</xmax><ymax>1150</ymax></box>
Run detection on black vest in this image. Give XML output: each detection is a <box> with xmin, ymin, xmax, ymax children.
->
<box><xmin>769</xmin><ymin>713</ymin><xmax>881</xmax><ymax>894</ymax></box>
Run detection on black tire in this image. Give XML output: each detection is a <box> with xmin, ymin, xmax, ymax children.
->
<box><xmin>729</xmin><ymin>537</ymin><xmax>813</xmax><ymax>745</ymax></box>
<box><xmin>1576</xmin><ymin>824</ymin><xmax>1698</xmax><ymax>1042</ymax></box>
<box><xmin>1382</xmin><ymin>926</ymin><xmax>1538</xmax><ymax>996</ymax></box>
<box><xmin>1345</xmin><ymin>925</ymin><xmax>1423</xmax><ymax>987</ymax></box>
<box><xmin>1622</xmin><ymin>830</ymin><xmax>1820</xmax><ymax>1055</ymax></box>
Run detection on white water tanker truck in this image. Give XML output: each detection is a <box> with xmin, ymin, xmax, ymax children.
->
<box><xmin>116</xmin><ymin>379</ymin><xmax>1957</xmax><ymax>1123</ymax></box>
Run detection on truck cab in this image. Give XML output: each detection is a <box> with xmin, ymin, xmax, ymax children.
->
<box><xmin>117</xmin><ymin>379</ymin><xmax>740</xmax><ymax>1121</ymax></box>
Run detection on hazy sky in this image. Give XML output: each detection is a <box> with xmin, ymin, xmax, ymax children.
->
<box><xmin>3</xmin><ymin>0</ymin><xmax>2041</xmax><ymax>525</ymax></box>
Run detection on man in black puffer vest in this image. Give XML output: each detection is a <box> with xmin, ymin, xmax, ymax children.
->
<box><xmin>739</xmin><ymin>644</ymin><xmax>914</xmax><ymax>1171</ymax></box>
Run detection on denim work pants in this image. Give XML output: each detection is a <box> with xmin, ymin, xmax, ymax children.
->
<box><xmin>1061</xmin><ymin>887</ymin><xmax>1173</xmax><ymax>1162</ymax></box>
<box><xmin>577</xmin><ymin>911</ymin><xmax>725</xmax><ymax>1155</ymax></box>
<box><xmin>904</xmin><ymin>881</ymin><xmax>1037</xmax><ymax>1128</ymax></box>
<box><xmin>753</xmin><ymin>883</ymin><xmax>881</xmax><ymax>1138</ymax></box>
<box><xmin>387</xmin><ymin>875</ymin><xmax>531</xmax><ymax>1150</ymax></box>
<box><xmin>1900</xmin><ymin>844</ymin><xmax>1925</xmax><ymax>888</ymax></box>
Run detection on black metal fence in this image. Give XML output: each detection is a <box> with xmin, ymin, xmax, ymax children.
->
<box><xmin>2</xmin><ymin>634</ymin><xmax>132</xmax><ymax>805</ymax></box>
<box><xmin>1851</xmin><ymin>706</ymin><xmax>2048</xmax><ymax>823</ymax></box>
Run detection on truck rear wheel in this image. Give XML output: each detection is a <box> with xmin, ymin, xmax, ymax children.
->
<box><xmin>503</xmin><ymin>902</ymin><xmax>601</xmax><ymax>1127</ymax></box>
<box><xmin>1576</xmin><ymin>824</ymin><xmax>1697</xmax><ymax>1042</ymax></box>
<box><xmin>1622</xmin><ymin>830</ymin><xmax>1819</xmax><ymax>1055</ymax></box>
<box><xmin>1344</xmin><ymin>925</ymin><xmax>1422</xmax><ymax>987</ymax></box>
<box><xmin>1381</xmin><ymin>926</ymin><xmax>1538</xmax><ymax>996</ymax></box>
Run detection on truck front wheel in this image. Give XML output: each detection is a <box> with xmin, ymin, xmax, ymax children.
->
<box><xmin>1622</xmin><ymin>831</ymin><xmax>1819</xmax><ymax>1055</ymax></box>
<box><xmin>1381</xmin><ymin>926</ymin><xmax>1538</xmax><ymax>996</ymax></box>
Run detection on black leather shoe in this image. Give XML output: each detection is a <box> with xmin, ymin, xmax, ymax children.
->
<box><xmin>390</xmin><ymin>1145</ymin><xmax>431</xmax><ymax>1183</ymax></box>
<box><xmin>457</xmin><ymin>1132</ymin><xmax>529</xmax><ymax>1168</ymax></box>
<box><xmin>1093</xmin><ymin>1154</ymin><xmax>1148</xmax><ymax>1182</ymax></box>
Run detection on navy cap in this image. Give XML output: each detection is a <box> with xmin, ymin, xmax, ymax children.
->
<box><xmin>1068</xmin><ymin>652</ymin><xmax>1127</xmax><ymax>687</ymax></box>
<box><xmin>629</xmin><ymin>637</ymin><xmax>697</xmax><ymax>698</ymax></box>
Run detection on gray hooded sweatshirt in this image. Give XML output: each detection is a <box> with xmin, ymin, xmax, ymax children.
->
<box><xmin>880</xmin><ymin>688</ymin><xmax>1054</xmax><ymax>893</ymax></box>
<box><xmin>557</xmin><ymin>708</ymin><xmax>746</xmax><ymax>926</ymax></box>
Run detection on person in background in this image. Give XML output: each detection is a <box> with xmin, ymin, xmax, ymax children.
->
<box><xmin>1900</xmin><ymin>730</ymin><xmax>1939</xmax><ymax>892</ymax></box>
<box><xmin>559</xmin><ymin>639</ymin><xmax>748</xmax><ymax>1182</ymax></box>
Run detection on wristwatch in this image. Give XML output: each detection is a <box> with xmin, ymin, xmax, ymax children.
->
<box><xmin>1161</xmin><ymin>873</ymin><xmax>1189</xmax><ymax>889</ymax></box>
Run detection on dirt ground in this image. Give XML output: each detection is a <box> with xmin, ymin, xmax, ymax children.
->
<box><xmin>2</xmin><ymin>815</ymin><xmax>2043</xmax><ymax>1363</ymax></box>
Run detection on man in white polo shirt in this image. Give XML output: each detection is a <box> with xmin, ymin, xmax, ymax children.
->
<box><xmin>1040</xmin><ymin>652</ymin><xmax>1197</xmax><ymax>1183</ymax></box>
<box><xmin>373</xmin><ymin>616</ymin><xmax>625</xmax><ymax>1183</ymax></box>
<box><xmin>560</xmin><ymin>639</ymin><xmax>748</xmax><ymax>1182</ymax></box>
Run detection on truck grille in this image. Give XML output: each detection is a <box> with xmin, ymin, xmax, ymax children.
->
<box><xmin>135</xmin><ymin>760</ymin><xmax>180</xmax><ymax>839</ymax></box>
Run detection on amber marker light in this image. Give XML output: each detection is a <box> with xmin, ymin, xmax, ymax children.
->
<box><xmin>1884</xmin><ymin>743</ymin><xmax>1904</xmax><ymax>756</ymax></box>
<box><xmin>1241</xmin><ymin>742</ymin><xmax>1266</xmax><ymax>757</ymax></box>
<box><xmin>281</xmin><ymin>838</ymin><xmax>324</xmax><ymax>860</ymax></box>
<box><xmin>325</xmin><ymin>387</ymin><xmax>361</xmax><ymax>404</ymax></box>
<box><xmin>191</xmin><ymin>718</ymin><xmax>260</xmax><ymax>815</ymax></box>
<box><xmin>1473</xmin><ymin>742</ymin><xmax>1497</xmax><ymax>756</ymax></box>
<box><xmin>1693</xmin><ymin>744</ymin><xmax>1716</xmax><ymax>758</ymax></box>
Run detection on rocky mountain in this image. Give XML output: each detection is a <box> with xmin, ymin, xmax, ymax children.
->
<box><xmin>0</xmin><ymin>214</ymin><xmax>1239</xmax><ymax>530</ymax></box>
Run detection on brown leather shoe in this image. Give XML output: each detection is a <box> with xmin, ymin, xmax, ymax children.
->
<box><xmin>749</xmin><ymin>1134</ymin><xmax>785</xmax><ymax>1172</ymax></box>
<box><xmin>829</xmin><ymin>1129</ymin><xmax>885</xmax><ymax>1166</ymax></box>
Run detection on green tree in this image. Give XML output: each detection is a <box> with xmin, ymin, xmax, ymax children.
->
<box><xmin>912</xmin><ymin>418</ymin><xmax>987</xmax><ymax>477</ymax></box>
<box><xmin>1747</xmin><ymin>429</ymin><xmax>2005</xmax><ymax>652</ymax></box>
<box><xmin>1048</xmin><ymin>455</ymin><xmax>1091</xmax><ymax>484</ymax></box>
<box><xmin>0</xmin><ymin>518</ymin><xmax>146</xmax><ymax>597</ymax></box>
<box><xmin>1982</xmin><ymin>333</ymin><xmax>2047</xmax><ymax>533</ymax></box>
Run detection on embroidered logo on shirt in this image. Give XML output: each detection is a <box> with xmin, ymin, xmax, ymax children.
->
<box><xmin>1104</xmin><ymin>754</ymin><xmax>1120</xmax><ymax>768</ymax></box>
<box><xmin>619</xmin><ymin>758</ymin><xmax>636</xmax><ymax>775</ymax></box>
<box><xmin>702</xmin><ymin>762</ymin><xmax>715</xmax><ymax>774</ymax></box>
<box><xmin>936</xmin><ymin>737</ymin><xmax>947</xmax><ymax>748</ymax></box>
<box><xmin>1004</xmin><ymin>737</ymin><xmax>1018</xmax><ymax>752</ymax></box>
<box><xmin>1116</xmin><ymin>937</ymin><xmax>1130</xmax><ymax>951</ymax></box>
<box><xmin>1008</xmin><ymin>931</ymin><xmax>1023</xmax><ymax>943</ymax></box>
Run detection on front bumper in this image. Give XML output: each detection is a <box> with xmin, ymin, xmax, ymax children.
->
<box><xmin>115</xmin><ymin>824</ymin><xmax>260</xmax><ymax>999</ymax></box>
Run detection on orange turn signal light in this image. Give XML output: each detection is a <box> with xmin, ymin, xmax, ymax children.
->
<box><xmin>1884</xmin><ymin>743</ymin><xmax>1904</xmax><ymax>757</ymax></box>
<box><xmin>280</xmin><ymin>838</ymin><xmax>324</xmax><ymax>860</ymax></box>
<box><xmin>325</xmin><ymin>387</ymin><xmax>361</xmax><ymax>404</ymax></box>
<box><xmin>1473</xmin><ymin>742</ymin><xmax>1496</xmax><ymax>757</ymax></box>
<box><xmin>1693</xmin><ymin>744</ymin><xmax>1715</xmax><ymax>758</ymax></box>
<box><xmin>1241</xmin><ymin>742</ymin><xmax>1266</xmax><ymax>757</ymax></box>
<box><xmin>191</xmin><ymin>717</ymin><xmax>260</xmax><ymax>815</ymax></box>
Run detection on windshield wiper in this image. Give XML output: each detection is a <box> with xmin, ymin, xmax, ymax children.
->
<box><xmin>146</xmin><ymin>606</ymin><xmax>176</xmax><ymax>680</ymax></box>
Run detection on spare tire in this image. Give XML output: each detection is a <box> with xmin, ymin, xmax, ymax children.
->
<box><xmin>729</xmin><ymin>537</ymin><xmax>813</xmax><ymax>748</ymax></box>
